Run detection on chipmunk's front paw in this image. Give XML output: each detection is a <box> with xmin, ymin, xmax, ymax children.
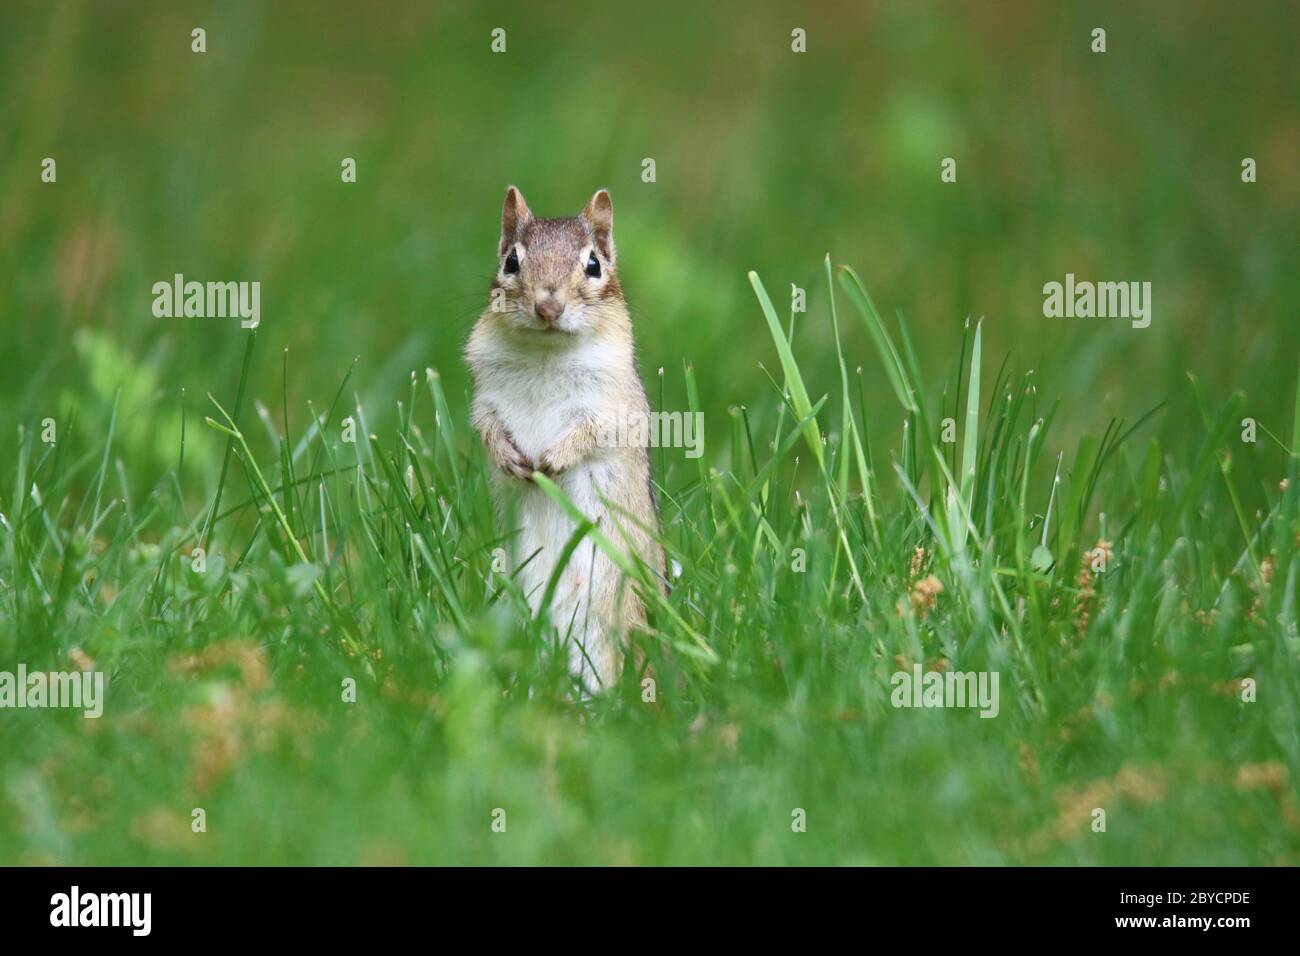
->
<box><xmin>492</xmin><ymin>433</ymin><xmax>536</xmax><ymax>482</ymax></box>
<box><xmin>537</xmin><ymin>444</ymin><xmax>578</xmax><ymax>478</ymax></box>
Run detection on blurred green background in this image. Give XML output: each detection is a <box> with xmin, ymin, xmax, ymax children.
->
<box><xmin>2</xmin><ymin>0</ymin><xmax>1296</xmax><ymax>490</ymax></box>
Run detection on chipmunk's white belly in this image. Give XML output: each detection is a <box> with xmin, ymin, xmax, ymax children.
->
<box><xmin>510</xmin><ymin>458</ymin><xmax>621</xmax><ymax>690</ymax></box>
<box><xmin>482</xmin><ymin>346</ymin><xmax>616</xmax><ymax>460</ymax></box>
<box><xmin>480</xmin><ymin>356</ymin><xmax>625</xmax><ymax>689</ymax></box>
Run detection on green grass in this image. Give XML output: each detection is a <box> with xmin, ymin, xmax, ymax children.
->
<box><xmin>1</xmin><ymin>259</ymin><xmax>1297</xmax><ymax>865</ymax></box>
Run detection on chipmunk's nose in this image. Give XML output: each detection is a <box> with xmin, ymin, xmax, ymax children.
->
<box><xmin>534</xmin><ymin>292</ymin><xmax>564</xmax><ymax>324</ymax></box>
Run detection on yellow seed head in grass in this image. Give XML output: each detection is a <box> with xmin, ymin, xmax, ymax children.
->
<box><xmin>909</xmin><ymin>545</ymin><xmax>925</xmax><ymax>579</ymax></box>
<box><xmin>909</xmin><ymin>574</ymin><xmax>944</xmax><ymax>620</ymax></box>
<box><xmin>1247</xmin><ymin>556</ymin><xmax>1276</xmax><ymax>623</ymax></box>
<box><xmin>1074</xmin><ymin>539</ymin><xmax>1113</xmax><ymax>638</ymax></box>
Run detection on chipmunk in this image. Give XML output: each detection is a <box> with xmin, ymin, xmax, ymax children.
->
<box><xmin>465</xmin><ymin>186</ymin><xmax>662</xmax><ymax>692</ymax></box>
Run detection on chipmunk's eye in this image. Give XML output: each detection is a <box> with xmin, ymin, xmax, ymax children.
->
<box><xmin>503</xmin><ymin>248</ymin><xmax>519</xmax><ymax>274</ymax></box>
<box><xmin>584</xmin><ymin>251</ymin><xmax>601</xmax><ymax>279</ymax></box>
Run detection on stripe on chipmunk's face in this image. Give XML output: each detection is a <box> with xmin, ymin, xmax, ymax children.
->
<box><xmin>489</xmin><ymin>187</ymin><xmax>623</xmax><ymax>337</ymax></box>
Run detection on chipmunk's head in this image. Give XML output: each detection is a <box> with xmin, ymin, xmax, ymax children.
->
<box><xmin>489</xmin><ymin>186</ymin><xmax>624</xmax><ymax>337</ymax></box>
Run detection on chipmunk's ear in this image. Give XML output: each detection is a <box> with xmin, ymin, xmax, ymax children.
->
<box><xmin>500</xmin><ymin>185</ymin><xmax>532</xmax><ymax>256</ymax></box>
<box><xmin>581</xmin><ymin>189</ymin><xmax>615</xmax><ymax>264</ymax></box>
